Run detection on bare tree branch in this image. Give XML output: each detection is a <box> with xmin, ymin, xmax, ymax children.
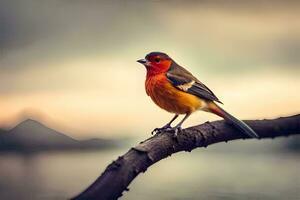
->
<box><xmin>71</xmin><ymin>114</ymin><xmax>300</xmax><ymax>200</ymax></box>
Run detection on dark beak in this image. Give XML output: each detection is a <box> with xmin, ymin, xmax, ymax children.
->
<box><xmin>137</xmin><ymin>59</ymin><xmax>147</xmax><ymax>64</ymax></box>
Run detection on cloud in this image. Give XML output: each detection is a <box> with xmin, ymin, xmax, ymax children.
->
<box><xmin>0</xmin><ymin>1</ymin><xmax>299</xmax><ymax>70</ymax></box>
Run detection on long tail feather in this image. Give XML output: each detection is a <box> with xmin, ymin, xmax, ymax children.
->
<box><xmin>208</xmin><ymin>102</ymin><xmax>259</xmax><ymax>138</ymax></box>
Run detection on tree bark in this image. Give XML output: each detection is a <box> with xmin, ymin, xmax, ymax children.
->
<box><xmin>71</xmin><ymin>114</ymin><xmax>300</xmax><ymax>200</ymax></box>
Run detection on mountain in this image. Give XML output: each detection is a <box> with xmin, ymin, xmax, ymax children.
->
<box><xmin>0</xmin><ymin>119</ymin><xmax>117</xmax><ymax>152</ymax></box>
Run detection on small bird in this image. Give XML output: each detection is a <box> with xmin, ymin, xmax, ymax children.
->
<box><xmin>137</xmin><ymin>52</ymin><xmax>258</xmax><ymax>138</ymax></box>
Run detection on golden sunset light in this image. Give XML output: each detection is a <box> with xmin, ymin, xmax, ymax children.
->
<box><xmin>1</xmin><ymin>1</ymin><xmax>299</xmax><ymax>200</ymax></box>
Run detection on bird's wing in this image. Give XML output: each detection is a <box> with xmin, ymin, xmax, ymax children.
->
<box><xmin>166</xmin><ymin>63</ymin><xmax>223</xmax><ymax>104</ymax></box>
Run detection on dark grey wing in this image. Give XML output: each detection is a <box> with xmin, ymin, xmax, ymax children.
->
<box><xmin>166</xmin><ymin>63</ymin><xmax>222</xmax><ymax>103</ymax></box>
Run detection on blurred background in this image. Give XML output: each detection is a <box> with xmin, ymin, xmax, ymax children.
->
<box><xmin>0</xmin><ymin>0</ymin><xmax>299</xmax><ymax>199</ymax></box>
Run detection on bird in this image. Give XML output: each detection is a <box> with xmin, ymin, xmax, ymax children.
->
<box><xmin>137</xmin><ymin>52</ymin><xmax>259</xmax><ymax>138</ymax></box>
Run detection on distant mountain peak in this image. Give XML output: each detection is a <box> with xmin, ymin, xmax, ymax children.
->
<box><xmin>22</xmin><ymin>118</ymin><xmax>37</xmax><ymax>123</ymax></box>
<box><xmin>18</xmin><ymin>118</ymin><xmax>42</xmax><ymax>126</ymax></box>
<box><xmin>12</xmin><ymin>119</ymin><xmax>48</xmax><ymax>133</ymax></box>
<box><xmin>0</xmin><ymin>119</ymin><xmax>116</xmax><ymax>152</ymax></box>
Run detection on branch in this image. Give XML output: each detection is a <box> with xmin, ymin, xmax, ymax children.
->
<box><xmin>71</xmin><ymin>114</ymin><xmax>300</xmax><ymax>200</ymax></box>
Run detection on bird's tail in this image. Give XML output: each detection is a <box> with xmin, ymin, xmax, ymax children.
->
<box><xmin>208</xmin><ymin>102</ymin><xmax>259</xmax><ymax>138</ymax></box>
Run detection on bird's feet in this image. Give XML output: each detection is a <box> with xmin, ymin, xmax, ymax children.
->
<box><xmin>151</xmin><ymin>125</ymin><xmax>182</xmax><ymax>138</ymax></box>
<box><xmin>151</xmin><ymin>124</ymin><xmax>173</xmax><ymax>135</ymax></box>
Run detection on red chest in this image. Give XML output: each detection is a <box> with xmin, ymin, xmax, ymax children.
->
<box><xmin>144</xmin><ymin>73</ymin><xmax>202</xmax><ymax>114</ymax></box>
<box><xmin>145</xmin><ymin>74</ymin><xmax>167</xmax><ymax>97</ymax></box>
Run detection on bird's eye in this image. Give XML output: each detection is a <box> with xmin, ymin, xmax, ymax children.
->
<box><xmin>154</xmin><ymin>57</ymin><xmax>160</xmax><ymax>63</ymax></box>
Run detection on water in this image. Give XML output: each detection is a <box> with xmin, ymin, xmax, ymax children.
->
<box><xmin>0</xmin><ymin>144</ymin><xmax>299</xmax><ymax>200</ymax></box>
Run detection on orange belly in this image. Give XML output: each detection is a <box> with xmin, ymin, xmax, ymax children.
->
<box><xmin>146</xmin><ymin>74</ymin><xmax>204</xmax><ymax>114</ymax></box>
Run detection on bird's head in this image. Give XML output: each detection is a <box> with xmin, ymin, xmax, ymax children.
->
<box><xmin>137</xmin><ymin>52</ymin><xmax>173</xmax><ymax>75</ymax></box>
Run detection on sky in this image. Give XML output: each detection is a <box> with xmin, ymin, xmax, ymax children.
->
<box><xmin>0</xmin><ymin>0</ymin><xmax>299</xmax><ymax>139</ymax></box>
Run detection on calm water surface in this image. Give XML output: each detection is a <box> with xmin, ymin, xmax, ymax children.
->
<box><xmin>0</xmin><ymin>141</ymin><xmax>299</xmax><ymax>200</ymax></box>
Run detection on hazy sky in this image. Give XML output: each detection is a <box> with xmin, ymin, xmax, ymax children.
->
<box><xmin>0</xmin><ymin>1</ymin><xmax>299</xmax><ymax>139</ymax></box>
